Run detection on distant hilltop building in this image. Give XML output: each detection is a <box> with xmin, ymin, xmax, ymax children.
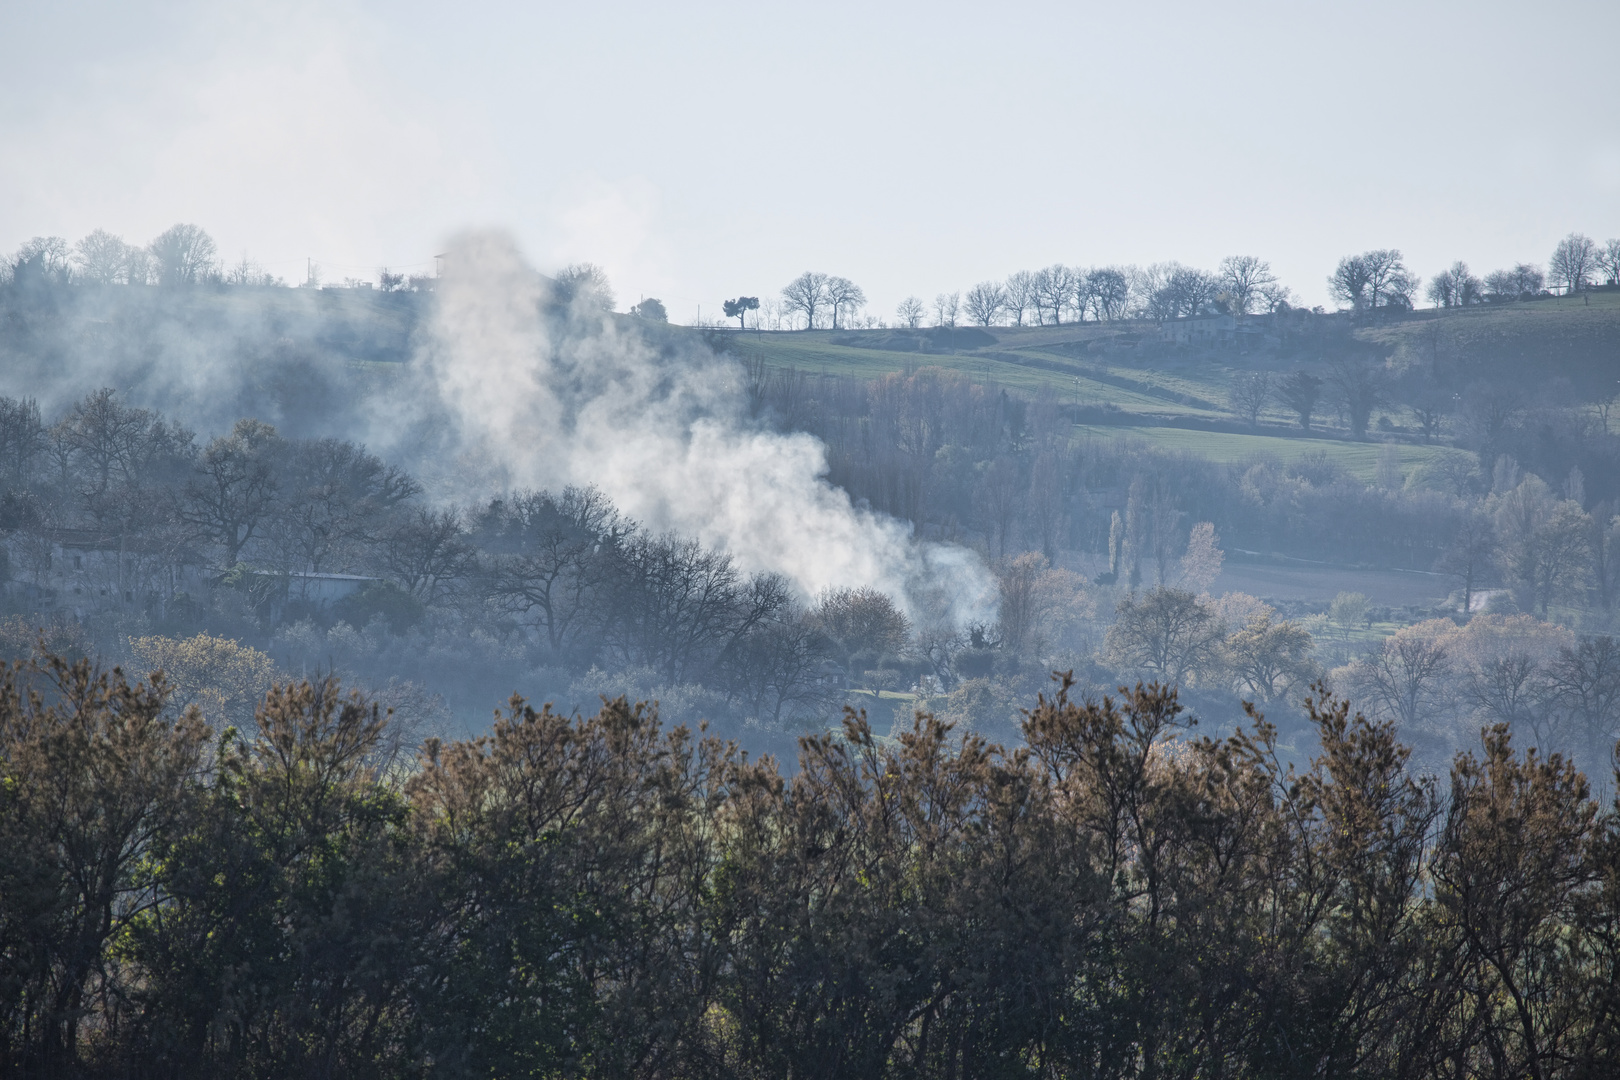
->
<box><xmin>1157</xmin><ymin>312</ymin><xmax>1266</xmax><ymax>348</ymax></box>
<box><xmin>0</xmin><ymin>529</ymin><xmax>378</xmax><ymax>624</ymax></box>
<box><xmin>1</xmin><ymin>527</ymin><xmax>210</xmax><ymax>621</ymax></box>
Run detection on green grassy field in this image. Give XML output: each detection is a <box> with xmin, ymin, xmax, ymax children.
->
<box><xmin>734</xmin><ymin>330</ymin><xmax>1474</xmax><ymax>484</ymax></box>
<box><xmin>719</xmin><ymin>293</ymin><xmax>1620</xmax><ymax>482</ymax></box>
<box><xmin>1360</xmin><ymin>289</ymin><xmax>1620</xmax><ymax>394</ymax></box>
<box><xmin>730</xmin><ymin>333</ymin><xmax>1237</xmax><ymax>419</ymax></box>
<box><xmin>725</xmin><ymin>334</ymin><xmax>1079</xmax><ymax>396</ymax></box>
<box><xmin>1070</xmin><ymin>425</ymin><xmax>1473</xmax><ymax>484</ymax></box>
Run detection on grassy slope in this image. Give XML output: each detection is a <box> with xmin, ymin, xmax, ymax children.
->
<box><xmin>1071</xmin><ymin>425</ymin><xmax>1472</xmax><ymax>484</ymax></box>
<box><xmin>727</xmin><ymin>331</ymin><xmax>1231</xmax><ymax>418</ymax></box>
<box><xmin>724</xmin><ymin>291</ymin><xmax>1620</xmax><ymax>478</ymax></box>
<box><xmin>1360</xmin><ymin>289</ymin><xmax>1620</xmax><ymax>395</ymax></box>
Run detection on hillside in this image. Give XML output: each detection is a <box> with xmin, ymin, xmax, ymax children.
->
<box><xmin>4</xmin><ymin>276</ymin><xmax>1616</xmax><ymax>470</ymax></box>
<box><xmin>1362</xmin><ymin>289</ymin><xmax>1620</xmax><ymax>395</ymax></box>
<box><xmin>715</xmin><ymin>289</ymin><xmax>1620</xmax><ymax>471</ymax></box>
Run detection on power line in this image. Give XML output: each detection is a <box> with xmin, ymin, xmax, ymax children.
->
<box><xmin>258</xmin><ymin>256</ymin><xmax>437</xmax><ymax>274</ymax></box>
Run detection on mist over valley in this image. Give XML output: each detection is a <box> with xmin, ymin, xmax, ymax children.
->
<box><xmin>5</xmin><ymin>2</ymin><xmax>1620</xmax><ymax>1073</ymax></box>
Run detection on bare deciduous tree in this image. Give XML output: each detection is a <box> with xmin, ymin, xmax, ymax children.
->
<box><xmin>1543</xmin><ymin>636</ymin><xmax>1620</xmax><ymax>774</ymax></box>
<box><xmin>1166</xmin><ymin>265</ymin><xmax>1218</xmax><ymax>317</ymax></box>
<box><xmin>184</xmin><ymin>418</ymin><xmax>282</xmax><ymax>565</ymax></box>
<box><xmin>1484</xmin><ymin>262</ymin><xmax>1546</xmax><ymax>300</ymax></box>
<box><xmin>1223</xmin><ymin>612</ymin><xmax>1315</xmax><ymax>700</ymax></box>
<box><xmin>1026</xmin><ymin>449</ymin><xmax>1067</xmax><ymax>560</ymax></box>
<box><xmin>1105</xmin><ymin>586</ymin><xmax>1224</xmax><ymax>686</ymax></box>
<box><xmin>963</xmin><ymin>281</ymin><xmax>1006</xmax><ymax>326</ymax></box>
<box><xmin>1003</xmin><ymin>270</ymin><xmax>1035</xmax><ymax>326</ymax></box>
<box><xmin>1216</xmin><ymin>255</ymin><xmax>1277</xmax><ymax>315</ymax></box>
<box><xmin>380</xmin><ymin>506</ymin><xmax>474</xmax><ymax>603</ymax></box>
<box><xmin>975</xmin><ymin>455</ymin><xmax>1023</xmax><ymax>557</ymax></box>
<box><xmin>271</xmin><ymin>437</ymin><xmax>419</xmax><ymax>574</ymax></box>
<box><xmin>1143</xmin><ymin>263</ymin><xmax>1217</xmax><ymax>320</ymax></box>
<box><xmin>1257</xmin><ymin>280</ymin><xmax>1293</xmax><ymax>312</ymax></box>
<box><xmin>1328</xmin><ymin>255</ymin><xmax>1374</xmax><ymax>312</ymax></box>
<box><xmin>554</xmin><ymin>263</ymin><xmax>615</xmax><ymax>311</ymax></box>
<box><xmin>808</xmin><ymin>585</ymin><xmax>912</xmax><ymax>683</ymax></box>
<box><xmin>1437</xmin><ymin>509</ymin><xmax>1495</xmax><ymax>614</ymax></box>
<box><xmin>474</xmin><ymin>485</ymin><xmax>626</xmax><ymax>660</ymax></box>
<box><xmin>726</xmin><ymin>604</ymin><xmax>836</xmax><ymax>722</ymax></box>
<box><xmin>1352</xmin><ymin>620</ymin><xmax>1454</xmax><ymax>732</ymax></box>
<box><xmin>894</xmin><ymin>295</ymin><xmax>925</xmax><ymax>329</ymax></box>
<box><xmin>1549</xmin><ymin>233</ymin><xmax>1597</xmax><ymax>294</ymax></box>
<box><xmin>74</xmin><ymin>230</ymin><xmax>143</xmax><ymax>284</ymax></box>
<box><xmin>148</xmin><ymin>224</ymin><xmax>218</xmax><ymax>286</ymax></box>
<box><xmin>1493</xmin><ymin>474</ymin><xmax>1592</xmax><ymax>617</ymax></box>
<box><xmin>1426</xmin><ymin>261</ymin><xmax>1482</xmax><ymax>307</ymax></box>
<box><xmin>1088</xmin><ymin>266</ymin><xmax>1130</xmax><ymax>320</ymax></box>
<box><xmin>1147</xmin><ymin>482</ymin><xmax>1182</xmax><ymax>586</ymax></box>
<box><xmin>781</xmin><ymin>271</ymin><xmax>830</xmax><ymax>329</ymax></box>
<box><xmin>1228</xmin><ymin>371</ymin><xmax>1272</xmax><ymax>428</ymax></box>
<box><xmin>1031</xmin><ymin>264</ymin><xmax>1074</xmax><ymax>325</ymax></box>
<box><xmin>0</xmin><ymin>396</ymin><xmax>45</xmax><ymax>483</ymax></box>
<box><xmin>607</xmin><ymin>534</ymin><xmax>791</xmax><ymax>685</ymax></box>
<box><xmin>1597</xmin><ymin>238</ymin><xmax>1620</xmax><ymax>287</ymax></box>
<box><xmin>10</xmin><ymin>236</ymin><xmax>75</xmax><ymax>284</ymax></box>
<box><xmin>1513</xmin><ymin>262</ymin><xmax>1547</xmax><ymax>297</ymax></box>
<box><xmin>1329</xmin><ymin>249</ymin><xmax>1414</xmax><ymax>314</ymax></box>
<box><xmin>824</xmin><ymin>276</ymin><xmax>866</xmax><ymax>330</ymax></box>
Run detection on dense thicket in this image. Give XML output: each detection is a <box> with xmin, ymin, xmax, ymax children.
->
<box><xmin>4</xmin><ymin>652</ymin><xmax>1620</xmax><ymax>1078</ymax></box>
<box><xmin>0</xmin><ymin>387</ymin><xmax>859</xmax><ymax>746</ymax></box>
<box><xmin>10</xmin><ymin>374</ymin><xmax>1620</xmax><ymax>776</ymax></box>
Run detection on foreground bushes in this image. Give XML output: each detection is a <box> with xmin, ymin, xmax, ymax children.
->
<box><xmin>3</xmin><ymin>652</ymin><xmax>1620</xmax><ymax>1078</ymax></box>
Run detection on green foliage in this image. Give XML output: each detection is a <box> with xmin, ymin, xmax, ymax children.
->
<box><xmin>332</xmin><ymin>579</ymin><xmax>425</xmax><ymax>633</ymax></box>
<box><xmin>126</xmin><ymin>678</ymin><xmax>424</xmax><ymax>1078</ymax></box>
<box><xmin>7</xmin><ymin>649</ymin><xmax>1620</xmax><ymax>1077</ymax></box>
<box><xmin>630</xmin><ymin>297</ymin><xmax>667</xmax><ymax>321</ymax></box>
<box><xmin>0</xmin><ymin>653</ymin><xmax>210</xmax><ymax>1075</ymax></box>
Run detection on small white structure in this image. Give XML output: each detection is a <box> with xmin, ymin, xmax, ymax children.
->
<box><xmin>815</xmin><ymin>659</ymin><xmax>848</xmax><ymax>690</ymax></box>
<box><xmin>1</xmin><ymin>528</ymin><xmax>209</xmax><ymax>619</ymax></box>
<box><xmin>284</xmin><ymin>572</ymin><xmax>377</xmax><ymax>606</ymax></box>
<box><xmin>1159</xmin><ymin>313</ymin><xmax>1236</xmax><ymax>346</ymax></box>
<box><xmin>243</xmin><ymin>570</ymin><xmax>381</xmax><ymax>622</ymax></box>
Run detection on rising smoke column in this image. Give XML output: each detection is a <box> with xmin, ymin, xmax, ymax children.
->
<box><xmin>395</xmin><ymin>230</ymin><xmax>996</xmax><ymax>629</ymax></box>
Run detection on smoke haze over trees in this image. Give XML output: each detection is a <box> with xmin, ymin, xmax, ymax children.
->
<box><xmin>8</xmin><ymin>217</ymin><xmax>1620</xmax><ymax>1072</ymax></box>
<box><xmin>5</xmin><ymin>0</ymin><xmax>1620</xmax><ymax>1066</ymax></box>
<box><xmin>8</xmin><ymin>221</ymin><xmax>1620</xmax><ymax>761</ymax></box>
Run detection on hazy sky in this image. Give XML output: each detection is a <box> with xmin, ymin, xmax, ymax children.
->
<box><xmin>3</xmin><ymin>0</ymin><xmax>1616</xmax><ymax>317</ymax></box>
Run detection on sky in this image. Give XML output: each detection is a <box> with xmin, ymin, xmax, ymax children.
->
<box><xmin>2</xmin><ymin>0</ymin><xmax>1617</xmax><ymax>317</ymax></box>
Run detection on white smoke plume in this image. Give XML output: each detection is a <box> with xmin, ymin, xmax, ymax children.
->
<box><xmin>390</xmin><ymin>231</ymin><xmax>996</xmax><ymax>629</ymax></box>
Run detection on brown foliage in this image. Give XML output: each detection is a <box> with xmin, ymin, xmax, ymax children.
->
<box><xmin>5</xmin><ymin>650</ymin><xmax>1620</xmax><ymax>1078</ymax></box>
